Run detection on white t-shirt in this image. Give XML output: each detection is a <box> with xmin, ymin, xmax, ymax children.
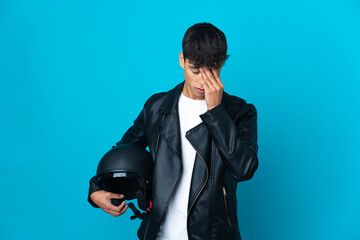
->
<box><xmin>156</xmin><ymin>92</ymin><xmax>207</xmax><ymax>240</ymax></box>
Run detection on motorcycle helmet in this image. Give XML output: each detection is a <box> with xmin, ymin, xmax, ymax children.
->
<box><xmin>95</xmin><ymin>144</ymin><xmax>153</xmax><ymax>219</ymax></box>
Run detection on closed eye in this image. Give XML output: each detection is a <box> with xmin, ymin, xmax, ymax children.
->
<box><xmin>192</xmin><ymin>71</ymin><xmax>200</xmax><ymax>74</ymax></box>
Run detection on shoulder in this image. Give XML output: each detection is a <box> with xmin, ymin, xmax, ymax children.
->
<box><xmin>223</xmin><ymin>92</ymin><xmax>257</xmax><ymax>119</ymax></box>
<box><xmin>141</xmin><ymin>83</ymin><xmax>181</xmax><ymax>113</ymax></box>
<box><xmin>143</xmin><ymin>90</ymin><xmax>171</xmax><ymax>110</ymax></box>
<box><xmin>144</xmin><ymin>92</ymin><xmax>167</xmax><ymax>106</ymax></box>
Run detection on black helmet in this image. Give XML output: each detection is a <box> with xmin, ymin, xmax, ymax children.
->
<box><xmin>96</xmin><ymin>144</ymin><xmax>153</xmax><ymax>219</ymax></box>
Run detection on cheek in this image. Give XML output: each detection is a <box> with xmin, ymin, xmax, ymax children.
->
<box><xmin>184</xmin><ymin>69</ymin><xmax>201</xmax><ymax>83</ymax></box>
<box><xmin>185</xmin><ymin>72</ymin><xmax>195</xmax><ymax>82</ymax></box>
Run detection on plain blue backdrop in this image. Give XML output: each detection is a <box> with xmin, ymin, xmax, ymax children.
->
<box><xmin>1</xmin><ymin>0</ymin><xmax>359</xmax><ymax>239</ymax></box>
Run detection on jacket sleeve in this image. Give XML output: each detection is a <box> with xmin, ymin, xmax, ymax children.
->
<box><xmin>87</xmin><ymin>99</ymin><xmax>150</xmax><ymax>208</ymax></box>
<box><xmin>200</xmin><ymin>103</ymin><xmax>258</xmax><ymax>182</ymax></box>
<box><xmin>115</xmin><ymin>97</ymin><xmax>151</xmax><ymax>148</ymax></box>
<box><xmin>87</xmin><ymin>176</ymin><xmax>103</xmax><ymax>208</ymax></box>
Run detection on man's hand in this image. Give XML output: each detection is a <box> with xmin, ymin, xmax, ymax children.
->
<box><xmin>199</xmin><ymin>66</ymin><xmax>224</xmax><ymax>110</ymax></box>
<box><xmin>90</xmin><ymin>190</ymin><xmax>128</xmax><ymax>217</ymax></box>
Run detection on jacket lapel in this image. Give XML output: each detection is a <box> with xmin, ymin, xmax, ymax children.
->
<box><xmin>158</xmin><ymin>82</ymin><xmax>184</xmax><ymax>161</ymax></box>
<box><xmin>149</xmin><ymin>83</ymin><xmax>184</xmax><ymax>228</ymax></box>
<box><xmin>185</xmin><ymin>123</ymin><xmax>211</xmax><ymax>211</ymax></box>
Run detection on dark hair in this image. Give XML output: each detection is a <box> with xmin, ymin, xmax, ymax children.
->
<box><xmin>182</xmin><ymin>22</ymin><xmax>230</xmax><ymax>69</ymax></box>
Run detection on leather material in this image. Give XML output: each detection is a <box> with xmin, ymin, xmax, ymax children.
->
<box><xmin>88</xmin><ymin>81</ymin><xmax>259</xmax><ymax>240</ymax></box>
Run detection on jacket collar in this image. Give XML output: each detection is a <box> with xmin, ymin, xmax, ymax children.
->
<box><xmin>160</xmin><ymin>81</ymin><xmax>184</xmax><ymax>115</ymax></box>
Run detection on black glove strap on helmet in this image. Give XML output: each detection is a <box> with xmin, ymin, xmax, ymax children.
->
<box><xmin>128</xmin><ymin>202</ymin><xmax>150</xmax><ymax>220</ymax></box>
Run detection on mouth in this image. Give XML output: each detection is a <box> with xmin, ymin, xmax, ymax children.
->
<box><xmin>196</xmin><ymin>88</ymin><xmax>205</xmax><ymax>93</ymax></box>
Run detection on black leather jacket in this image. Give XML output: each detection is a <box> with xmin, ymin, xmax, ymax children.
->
<box><xmin>88</xmin><ymin>82</ymin><xmax>259</xmax><ymax>240</ymax></box>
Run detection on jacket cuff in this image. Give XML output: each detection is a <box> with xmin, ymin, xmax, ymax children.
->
<box><xmin>200</xmin><ymin>104</ymin><xmax>226</xmax><ymax>121</ymax></box>
<box><xmin>200</xmin><ymin>104</ymin><xmax>234</xmax><ymax>136</ymax></box>
<box><xmin>200</xmin><ymin>103</ymin><xmax>246</xmax><ymax>160</ymax></box>
<box><xmin>88</xmin><ymin>176</ymin><xmax>102</xmax><ymax>208</ymax></box>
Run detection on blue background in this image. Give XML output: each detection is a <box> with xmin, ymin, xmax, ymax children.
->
<box><xmin>1</xmin><ymin>0</ymin><xmax>359</xmax><ymax>239</ymax></box>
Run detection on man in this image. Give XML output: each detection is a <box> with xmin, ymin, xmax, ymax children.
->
<box><xmin>88</xmin><ymin>22</ymin><xmax>259</xmax><ymax>240</ymax></box>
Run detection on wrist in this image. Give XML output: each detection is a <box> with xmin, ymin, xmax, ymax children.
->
<box><xmin>90</xmin><ymin>190</ymin><xmax>104</xmax><ymax>201</ymax></box>
<box><xmin>207</xmin><ymin>102</ymin><xmax>221</xmax><ymax>110</ymax></box>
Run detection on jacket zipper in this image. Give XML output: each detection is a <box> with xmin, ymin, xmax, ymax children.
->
<box><xmin>222</xmin><ymin>187</ymin><xmax>232</xmax><ymax>227</ymax></box>
<box><xmin>143</xmin><ymin>218</ymin><xmax>150</xmax><ymax>240</ymax></box>
<box><xmin>186</xmin><ymin>147</ymin><xmax>208</xmax><ymax>240</ymax></box>
<box><xmin>187</xmin><ymin>147</ymin><xmax>209</xmax><ymax>217</ymax></box>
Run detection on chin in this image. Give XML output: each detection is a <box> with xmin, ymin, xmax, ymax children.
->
<box><xmin>193</xmin><ymin>93</ymin><xmax>205</xmax><ymax>99</ymax></box>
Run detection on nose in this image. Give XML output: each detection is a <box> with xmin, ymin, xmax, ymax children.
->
<box><xmin>198</xmin><ymin>73</ymin><xmax>203</xmax><ymax>87</ymax></box>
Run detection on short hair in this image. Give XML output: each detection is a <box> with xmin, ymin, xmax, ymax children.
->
<box><xmin>182</xmin><ymin>22</ymin><xmax>230</xmax><ymax>69</ymax></box>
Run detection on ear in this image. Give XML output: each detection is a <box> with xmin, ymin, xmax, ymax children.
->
<box><xmin>179</xmin><ymin>52</ymin><xmax>185</xmax><ymax>69</ymax></box>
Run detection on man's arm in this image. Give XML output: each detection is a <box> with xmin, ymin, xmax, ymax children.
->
<box><xmin>114</xmin><ymin>96</ymin><xmax>150</xmax><ymax>148</ymax></box>
<box><xmin>198</xmin><ymin>66</ymin><xmax>258</xmax><ymax>181</ymax></box>
<box><xmin>88</xmin><ymin>98</ymin><xmax>150</xmax><ymax>214</ymax></box>
<box><xmin>200</xmin><ymin>103</ymin><xmax>258</xmax><ymax>181</ymax></box>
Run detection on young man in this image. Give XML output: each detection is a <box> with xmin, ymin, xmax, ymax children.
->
<box><xmin>88</xmin><ymin>22</ymin><xmax>259</xmax><ymax>240</ymax></box>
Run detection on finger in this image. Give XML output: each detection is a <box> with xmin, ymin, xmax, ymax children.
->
<box><xmin>200</xmin><ymin>67</ymin><xmax>216</xmax><ymax>89</ymax></box>
<box><xmin>202</xmin><ymin>67</ymin><xmax>220</xmax><ymax>89</ymax></box>
<box><xmin>119</xmin><ymin>204</ymin><xmax>129</xmax><ymax>215</ymax></box>
<box><xmin>103</xmin><ymin>203</ymin><xmax>124</xmax><ymax>215</ymax></box>
<box><xmin>199</xmin><ymin>70</ymin><xmax>213</xmax><ymax>91</ymax></box>
<box><xmin>212</xmin><ymin>68</ymin><xmax>224</xmax><ymax>88</ymax></box>
<box><xmin>105</xmin><ymin>209</ymin><xmax>122</xmax><ymax>217</ymax></box>
<box><xmin>106</xmin><ymin>199</ymin><xmax>126</xmax><ymax>212</ymax></box>
<box><xmin>105</xmin><ymin>207</ymin><xmax>126</xmax><ymax>217</ymax></box>
<box><xmin>107</xmin><ymin>202</ymin><xmax>128</xmax><ymax>217</ymax></box>
<box><xmin>109</xmin><ymin>193</ymin><xmax>124</xmax><ymax>199</ymax></box>
<box><xmin>199</xmin><ymin>72</ymin><xmax>210</xmax><ymax>91</ymax></box>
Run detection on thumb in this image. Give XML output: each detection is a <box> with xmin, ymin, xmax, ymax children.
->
<box><xmin>109</xmin><ymin>193</ymin><xmax>124</xmax><ymax>199</ymax></box>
